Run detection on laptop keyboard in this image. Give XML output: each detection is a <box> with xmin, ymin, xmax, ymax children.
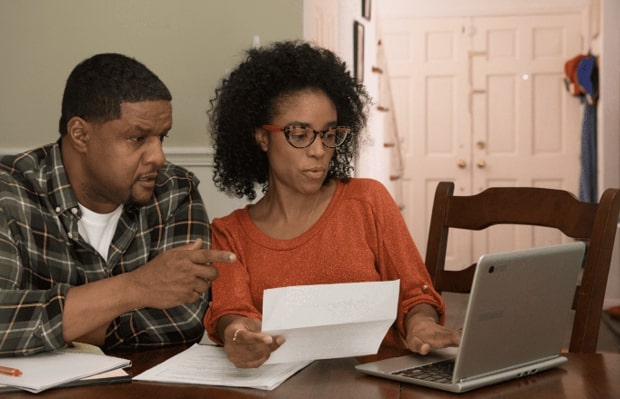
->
<box><xmin>392</xmin><ymin>359</ymin><xmax>455</xmax><ymax>384</ymax></box>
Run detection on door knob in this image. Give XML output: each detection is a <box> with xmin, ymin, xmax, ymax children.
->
<box><xmin>477</xmin><ymin>160</ymin><xmax>486</xmax><ymax>168</ymax></box>
<box><xmin>457</xmin><ymin>159</ymin><xmax>467</xmax><ymax>169</ymax></box>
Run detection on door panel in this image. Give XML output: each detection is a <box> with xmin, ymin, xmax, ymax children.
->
<box><xmin>471</xmin><ymin>14</ymin><xmax>582</xmax><ymax>193</ymax></box>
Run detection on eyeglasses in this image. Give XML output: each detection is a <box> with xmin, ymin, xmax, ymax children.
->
<box><xmin>262</xmin><ymin>124</ymin><xmax>351</xmax><ymax>149</ymax></box>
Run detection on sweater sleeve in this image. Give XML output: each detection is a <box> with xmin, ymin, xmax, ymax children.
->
<box><xmin>203</xmin><ymin>210</ymin><xmax>262</xmax><ymax>344</ymax></box>
<box><xmin>362</xmin><ymin>179</ymin><xmax>446</xmax><ymax>336</ymax></box>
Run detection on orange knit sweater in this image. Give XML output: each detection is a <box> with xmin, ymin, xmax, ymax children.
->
<box><xmin>204</xmin><ymin>178</ymin><xmax>445</xmax><ymax>361</ymax></box>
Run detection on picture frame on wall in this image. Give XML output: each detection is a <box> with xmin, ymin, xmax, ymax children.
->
<box><xmin>362</xmin><ymin>0</ymin><xmax>371</xmax><ymax>21</ymax></box>
<box><xmin>353</xmin><ymin>21</ymin><xmax>364</xmax><ymax>82</ymax></box>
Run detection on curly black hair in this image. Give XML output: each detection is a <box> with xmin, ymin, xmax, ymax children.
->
<box><xmin>59</xmin><ymin>53</ymin><xmax>171</xmax><ymax>135</ymax></box>
<box><xmin>208</xmin><ymin>40</ymin><xmax>372</xmax><ymax>200</ymax></box>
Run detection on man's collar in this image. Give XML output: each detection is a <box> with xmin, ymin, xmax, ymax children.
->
<box><xmin>45</xmin><ymin>140</ymin><xmax>80</xmax><ymax>215</ymax></box>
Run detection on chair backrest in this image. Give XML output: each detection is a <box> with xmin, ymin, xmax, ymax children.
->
<box><xmin>425</xmin><ymin>181</ymin><xmax>620</xmax><ymax>353</ymax></box>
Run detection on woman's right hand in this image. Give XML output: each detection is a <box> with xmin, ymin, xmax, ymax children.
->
<box><xmin>220</xmin><ymin>316</ymin><xmax>285</xmax><ymax>368</ymax></box>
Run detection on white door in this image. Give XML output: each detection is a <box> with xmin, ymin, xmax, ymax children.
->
<box><xmin>382</xmin><ymin>12</ymin><xmax>584</xmax><ymax>269</ymax></box>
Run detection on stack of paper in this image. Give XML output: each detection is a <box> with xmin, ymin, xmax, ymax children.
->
<box><xmin>0</xmin><ymin>345</ymin><xmax>131</xmax><ymax>393</ymax></box>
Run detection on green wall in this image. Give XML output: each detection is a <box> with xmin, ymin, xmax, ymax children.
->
<box><xmin>0</xmin><ymin>0</ymin><xmax>303</xmax><ymax>149</ymax></box>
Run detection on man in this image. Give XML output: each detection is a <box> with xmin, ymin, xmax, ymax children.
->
<box><xmin>0</xmin><ymin>53</ymin><xmax>235</xmax><ymax>356</ymax></box>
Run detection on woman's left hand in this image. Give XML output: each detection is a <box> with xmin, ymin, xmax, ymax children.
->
<box><xmin>404</xmin><ymin>304</ymin><xmax>461</xmax><ymax>355</ymax></box>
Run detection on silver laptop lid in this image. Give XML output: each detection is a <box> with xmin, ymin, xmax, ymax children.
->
<box><xmin>453</xmin><ymin>241</ymin><xmax>585</xmax><ymax>382</ymax></box>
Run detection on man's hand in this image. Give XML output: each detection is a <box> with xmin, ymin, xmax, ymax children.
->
<box><xmin>130</xmin><ymin>238</ymin><xmax>236</xmax><ymax>309</ymax></box>
<box><xmin>63</xmin><ymin>239</ymin><xmax>235</xmax><ymax>345</ymax></box>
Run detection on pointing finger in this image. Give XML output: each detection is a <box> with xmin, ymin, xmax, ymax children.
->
<box><xmin>189</xmin><ymin>249</ymin><xmax>236</xmax><ymax>265</ymax></box>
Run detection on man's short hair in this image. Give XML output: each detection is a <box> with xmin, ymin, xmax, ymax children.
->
<box><xmin>59</xmin><ymin>53</ymin><xmax>172</xmax><ymax>134</ymax></box>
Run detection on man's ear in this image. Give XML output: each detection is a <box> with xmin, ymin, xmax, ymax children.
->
<box><xmin>65</xmin><ymin>117</ymin><xmax>90</xmax><ymax>153</ymax></box>
<box><xmin>254</xmin><ymin>127</ymin><xmax>269</xmax><ymax>152</ymax></box>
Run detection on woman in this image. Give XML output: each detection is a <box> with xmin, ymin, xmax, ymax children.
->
<box><xmin>204</xmin><ymin>41</ymin><xmax>460</xmax><ymax>368</ymax></box>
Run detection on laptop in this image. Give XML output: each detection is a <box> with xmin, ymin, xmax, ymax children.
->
<box><xmin>356</xmin><ymin>241</ymin><xmax>586</xmax><ymax>393</ymax></box>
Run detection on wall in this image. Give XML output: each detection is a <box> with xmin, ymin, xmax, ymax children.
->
<box><xmin>342</xmin><ymin>1</ymin><xmax>394</xmax><ymax>194</ymax></box>
<box><xmin>0</xmin><ymin>0</ymin><xmax>303</xmax><ymax>218</ymax></box>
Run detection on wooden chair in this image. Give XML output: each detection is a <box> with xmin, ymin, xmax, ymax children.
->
<box><xmin>425</xmin><ymin>182</ymin><xmax>620</xmax><ymax>353</ymax></box>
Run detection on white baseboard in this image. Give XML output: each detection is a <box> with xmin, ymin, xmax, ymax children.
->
<box><xmin>0</xmin><ymin>147</ymin><xmax>28</xmax><ymax>156</ymax></box>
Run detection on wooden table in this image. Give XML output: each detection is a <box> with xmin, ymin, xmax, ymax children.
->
<box><xmin>6</xmin><ymin>346</ymin><xmax>619</xmax><ymax>398</ymax></box>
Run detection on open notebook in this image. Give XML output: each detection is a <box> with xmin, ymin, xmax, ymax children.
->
<box><xmin>356</xmin><ymin>242</ymin><xmax>585</xmax><ymax>393</ymax></box>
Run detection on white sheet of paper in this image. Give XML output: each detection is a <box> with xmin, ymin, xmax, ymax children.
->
<box><xmin>261</xmin><ymin>280</ymin><xmax>399</xmax><ymax>364</ymax></box>
<box><xmin>133</xmin><ymin>344</ymin><xmax>311</xmax><ymax>391</ymax></box>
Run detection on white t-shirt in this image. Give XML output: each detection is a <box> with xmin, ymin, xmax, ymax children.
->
<box><xmin>77</xmin><ymin>204</ymin><xmax>123</xmax><ymax>261</ymax></box>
